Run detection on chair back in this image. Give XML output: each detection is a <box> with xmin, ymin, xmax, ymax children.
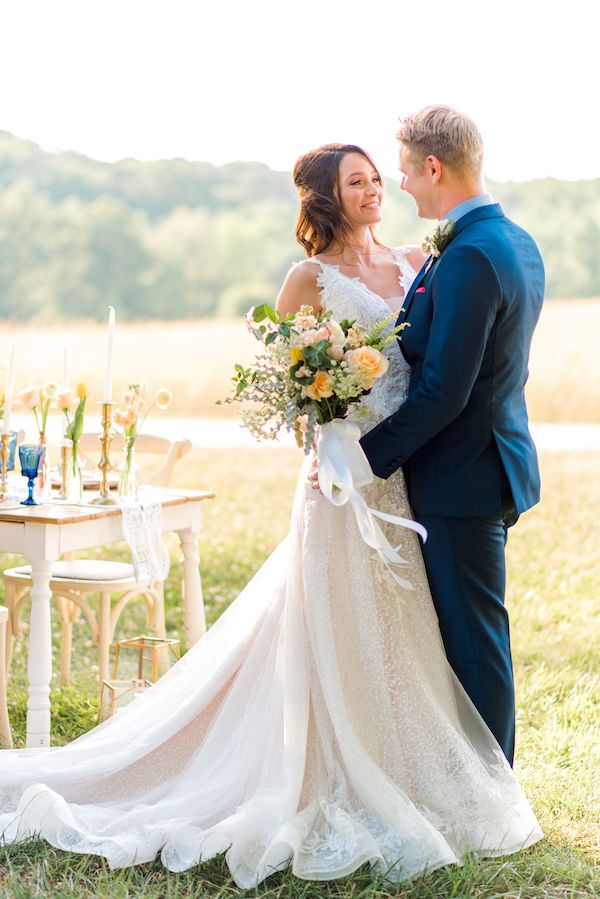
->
<box><xmin>78</xmin><ymin>433</ymin><xmax>192</xmax><ymax>487</ymax></box>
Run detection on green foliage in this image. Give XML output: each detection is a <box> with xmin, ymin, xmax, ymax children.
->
<box><xmin>0</xmin><ymin>447</ymin><xmax>598</xmax><ymax>896</ymax></box>
<box><xmin>0</xmin><ymin>130</ymin><xmax>598</xmax><ymax>323</ymax></box>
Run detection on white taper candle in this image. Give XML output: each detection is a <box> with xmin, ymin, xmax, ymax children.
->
<box><xmin>2</xmin><ymin>344</ymin><xmax>16</xmax><ymax>435</ymax></box>
<box><xmin>103</xmin><ymin>307</ymin><xmax>115</xmax><ymax>403</ymax></box>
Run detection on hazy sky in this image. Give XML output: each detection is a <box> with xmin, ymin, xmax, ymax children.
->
<box><xmin>1</xmin><ymin>0</ymin><xmax>596</xmax><ymax>182</ymax></box>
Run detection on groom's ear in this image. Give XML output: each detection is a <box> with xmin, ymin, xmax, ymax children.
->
<box><xmin>425</xmin><ymin>155</ymin><xmax>442</xmax><ymax>183</ymax></box>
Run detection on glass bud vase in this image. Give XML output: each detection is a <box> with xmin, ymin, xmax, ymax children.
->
<box><xmin>67</xmin><ymin>441</ymin><xmax>83</xmax><ymax>503</ymax></box>
<box><xmin>35</xmin><ymin>434</ymin><xmax>51</xmax><ymax>501</ymax></box>
<box><xmin>118</xmin><ymin>437</ymin><xmax>139</xmax><ymax>500</ymax></box>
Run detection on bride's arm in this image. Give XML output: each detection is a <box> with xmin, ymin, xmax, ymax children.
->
<box><xmin>275</xmin><ymin>261</ymin><xmax>322</xmax><ymax>317</ymax></box>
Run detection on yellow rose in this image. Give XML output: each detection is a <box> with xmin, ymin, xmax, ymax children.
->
<box><xmin>344</xmin><ymin>346</ymin><xmax>389</xmax><ymax>379</ymax></box>
<box><xmin>303</xmin><ymin>371</ymin><xmax>334</xmax><ymax>401</ymax></box>
<box><xmin>77</xmin><ymin>382</ymin><xmax>87</xmax><ymax>399</ymax></box>
<box><xmin>290</xmin><ymin>347</ymin><xmax>305</xmax><ymax>365</ymax></box>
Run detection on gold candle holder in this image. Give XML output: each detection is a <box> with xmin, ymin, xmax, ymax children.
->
<box><xmin>91</xmin><ymin>402</ymin><xmax>118</xmax><ymax>505</ymax></box>
<box><xmin>0</xmin><ymin>432</ymin><xmax>10</xmax><ymax>502</ymax></box>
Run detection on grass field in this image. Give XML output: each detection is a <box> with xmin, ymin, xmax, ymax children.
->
<box><xmin>1</xmin><ymin>446</ymin><xmax>598</xmax><ymax>898</ymax></box>
<box><xmin>0</xmin><ymin>298</ymin><xmax>599</xmax><ymax>423</ymax></box>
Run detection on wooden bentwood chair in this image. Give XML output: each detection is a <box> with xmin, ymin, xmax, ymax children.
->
<box><xmin>3</xmin><ymin>434</ymin><xmax>192</xmax><ymax>688</ymax></box>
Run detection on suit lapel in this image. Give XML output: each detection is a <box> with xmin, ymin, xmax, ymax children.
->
<box><xmin>397</xmin><ymin>255</ymin><xmax>432</xmax><ymax>325</ymax></box>
<box><xmin>397</xmin><ymin>203</ymin><xmax>506</xmax><ymax>328</ymax></box>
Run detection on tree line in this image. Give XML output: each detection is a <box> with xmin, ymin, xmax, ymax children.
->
<box><xmin>0</xmin><ymin>130</ymin><xmax>598</xmax><ymax>321</ymax></box>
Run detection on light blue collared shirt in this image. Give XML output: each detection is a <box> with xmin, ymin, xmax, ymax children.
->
<box><xmin>443</xmin><ymin>192</ymin><xmax>494</xmax><ymax>223</ymax></box>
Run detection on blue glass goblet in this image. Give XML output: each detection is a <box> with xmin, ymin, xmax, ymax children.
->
<box><xmin>19</xmin><ymin>444</ymin><xmax>46</xmax><ymax>506</ymax></box>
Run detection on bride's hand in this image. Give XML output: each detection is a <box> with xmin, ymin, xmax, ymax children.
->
<box><xmin>307</xmin><ymin>456</ymin><xmax>321</xmax><ymax>493</ymax></box>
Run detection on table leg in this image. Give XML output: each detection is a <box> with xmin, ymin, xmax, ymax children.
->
<box><xmin>177</xmin><ymin>528</ymin><xmax>206</xmax><ymax>647</ymax></box>
<box><xmin>26</xmin><ymin>560</ymin><xmax>54</xmax><ymax>748</ymax></box>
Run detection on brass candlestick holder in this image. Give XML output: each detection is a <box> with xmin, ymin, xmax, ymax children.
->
<box><xmin>0</xmin><ymin>432</ymin><xmax>10</xmax><ymax>502</ymax></box>
<box><xmin>91</xmin><ymin>402</ymin><xmax>118</xmax><ymax>505</ymax></box>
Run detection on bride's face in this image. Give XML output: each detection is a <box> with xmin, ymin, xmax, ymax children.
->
<box><xmin>337</xmin><ymin>153</ymin><xmax>383</xmax><ymax>228</ymax></box>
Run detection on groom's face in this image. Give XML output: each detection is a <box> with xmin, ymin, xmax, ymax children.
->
<box><xmin>399</xmin><ymin>146</ymin><xmax>437</xmax><ymax>220</ymax></box>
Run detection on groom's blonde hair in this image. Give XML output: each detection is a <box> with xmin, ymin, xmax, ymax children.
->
<box><xmin>397</xmin><ymin>105</ymin><xmax>483</xmax><ymax>177</ymax></box>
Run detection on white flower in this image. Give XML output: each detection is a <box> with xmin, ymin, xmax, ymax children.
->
<box><xmin>155</xmin><ymin>388</ymin><xmax>172</xmax><ymax>410</ymax></box>
<box><xmin>43</xmin><ymin>380</ymin><xmax>59</xmax><ymax>398</ymax></box>
<box><xmin>327</xmin><ymin>319</ymin><xmax>346</xmax><ymax>346</ymax></box>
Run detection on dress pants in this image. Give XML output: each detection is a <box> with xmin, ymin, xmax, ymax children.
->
<box><xmin>415</xmin><ymin>510</ymin><xmax>516</xmax><ymax>765</ymax></box>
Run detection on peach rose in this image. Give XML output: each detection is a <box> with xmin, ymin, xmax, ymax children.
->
<box><xmin>344</xmin><ymin>346</ymin><xmax>389</xmax><ymax>379</ymax></box>
<box><xmin>303</xmin><ymin>371</ymin><xmax>334</xmax><ymax>401</ymax></box>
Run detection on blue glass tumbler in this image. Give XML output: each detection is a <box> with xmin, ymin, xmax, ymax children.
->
<box><xmin>19</xmin><ymin>444</ymin><xmax>46</xmax><ymax>506</ymax></box>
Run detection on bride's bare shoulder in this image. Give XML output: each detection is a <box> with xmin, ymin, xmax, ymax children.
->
<box><xmin>275</xmin><ymin>260</ymin><xmax>322</xmax><ymax>317</ymax></box>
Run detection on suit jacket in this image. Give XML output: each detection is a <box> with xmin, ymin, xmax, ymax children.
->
<box><xmin>360</xmin><ymin>203</ymin><xmax>544</xmax><ymax>517</ymax></box>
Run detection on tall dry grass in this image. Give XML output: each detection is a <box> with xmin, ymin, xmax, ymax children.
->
<box><xmin>527</xmin><ymin>298</ymin><xmax>600</xmax><ymax>422</ymax></box>
<box><xmin>0</xmin><ymin>298</ymin><xmax>598</xmax><ymax>422</ymax></box>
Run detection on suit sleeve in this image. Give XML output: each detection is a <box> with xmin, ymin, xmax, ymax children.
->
<box><xmin>360</xmin><ymin>244</ymin><xmax>502</xmax><ymax>479</ymax></box>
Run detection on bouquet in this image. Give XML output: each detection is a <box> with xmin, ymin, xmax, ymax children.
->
<box><xmin>223</xmin><ymin>303</ymin><xmax>426</xmax><ymax>589</ymax></box>
<box><xmin>223</xmin><ymin>303</ymin><xmax>407</xmax><ymax>452</ymax></box>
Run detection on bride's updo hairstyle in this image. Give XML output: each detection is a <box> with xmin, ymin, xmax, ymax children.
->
<box><xmin>293</xmin><ymin>143</ymin><xmax>383</xmax><ymax>257</ymax></box>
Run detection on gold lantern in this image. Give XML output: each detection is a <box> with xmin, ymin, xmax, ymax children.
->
<box><xmin>98</xmin><ymin>677</ymin><xmax>152</xmax><ymax>722</ymax></box>
<box><xmin>112</xmin><ymin>634</ymin><xmax>181</xmax><ymax>683</ymax></box>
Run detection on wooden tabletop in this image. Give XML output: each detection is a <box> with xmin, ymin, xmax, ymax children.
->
<box><xmin>0</xmin><ymin>488</ymin><xmax>214</xmax><ymax>526</ymax></box>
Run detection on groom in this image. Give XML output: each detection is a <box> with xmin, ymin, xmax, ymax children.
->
<box><xmin>360</xmin><ymin>105</ymin><xmax>544</xmax><ymax>765</ymax></box>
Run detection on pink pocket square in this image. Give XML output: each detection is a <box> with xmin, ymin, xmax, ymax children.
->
<box><xmin>415</xmin><ymin>287</ymin><xmax>426</xmax><ymax>293</ymax></box>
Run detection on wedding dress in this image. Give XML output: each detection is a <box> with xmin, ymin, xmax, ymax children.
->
<box><xmin>0</xmin><ymin>248</ymin><xmax>542</xmax><ymax>888</ymax></box>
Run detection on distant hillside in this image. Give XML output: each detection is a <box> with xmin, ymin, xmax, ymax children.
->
<box><xmin>0</xmin><ymin>130</ymin><xmax>598</xmax><ymax>320</ymax></box>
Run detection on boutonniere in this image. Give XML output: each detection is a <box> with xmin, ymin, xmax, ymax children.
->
<box><xmin>421</xmin><ymin>219</ymin><xmax>456</xmax><ymax>258</ymax></box>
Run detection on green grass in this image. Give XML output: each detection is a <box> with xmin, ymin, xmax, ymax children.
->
<box><xmin>1</xmin><ymin>448</ymin><xmax>599</xmax><ymax>898</ymax></box>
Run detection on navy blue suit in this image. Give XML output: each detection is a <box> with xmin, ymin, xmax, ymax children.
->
<box><xmin>360</xmin><ymin>204</ymin><xmax>544</xmax><ymax>763</ymax></box>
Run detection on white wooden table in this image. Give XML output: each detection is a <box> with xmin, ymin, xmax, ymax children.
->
<box><xmin>0</xmin><ymin>488</ymin><xmax>214</xmax><ymax>748</ymax></box>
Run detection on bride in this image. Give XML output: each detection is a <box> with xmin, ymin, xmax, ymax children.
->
<box><xmin>0</xmin><ymin>143</ymin><xmax>542</xmax><ymax>888</ymax></box>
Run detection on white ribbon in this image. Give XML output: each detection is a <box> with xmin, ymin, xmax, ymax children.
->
<box><xmin>316</xmin><ymin>419</ymin><xmax>427</xmax><ymax>590</ymax></box>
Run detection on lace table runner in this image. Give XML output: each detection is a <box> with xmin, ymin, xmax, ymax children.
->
<box><xmin>120</xmin><ymin>500</ymin><xmax>170</xmax><ymax>582</ymax></box>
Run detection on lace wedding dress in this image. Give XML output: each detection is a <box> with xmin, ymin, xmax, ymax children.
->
<box><xmin>0</xmin><ymin>249</ymin><xmax>542</xmax><ymax>887</ymax></box>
